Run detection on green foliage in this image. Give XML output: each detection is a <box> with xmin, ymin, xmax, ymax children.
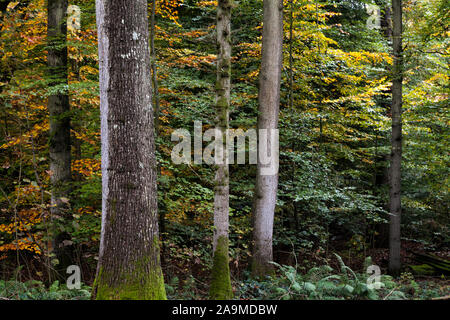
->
<box><xmin>0</xmin><ymin>280</ymin><xmax>91</xmax><ymax>300</ymax></box>
<box><xmin>237</xmin><ymin>256</ymin><xmax>449</xmax><ymax>300</ymax></box>
<box><xmin>0</xmin><ymin>0</ymin><xmax>448</xmax><ymax>301</ymax></box>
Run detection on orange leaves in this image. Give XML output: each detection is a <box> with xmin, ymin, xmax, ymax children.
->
<box><xmin>177</xmin><ymin>53</ymin><xmax>216</xmax><ymax>69</ymax></box>
<box><xmin>182</xmin><ymin>30</ymin><xmax>208</xmax><ymax>38</ymax></box>
<box><xmin>0</xmin><ymin>237</ymin><xmax>42</xmax><ymax>255</ymax></box>
<box><xmin>74</xmin><ymin>206</ymin><xmax>101</xmax><ymax>217</ymax></box>
<box><xmin>72</xmin><ymin>159</ymin><xmax>101</xmax><ymax>178</ymax></box>
<box><xmin>161</xmin><ymin>167</ymin><xmax>173</xmax><ymax>177</ymax></box>
<box><xmin>164</xmin><ymin>48</ymin><xmax>216</xmax><ymax>70</ymax></box>
<box><xmin>0</xmin><ymin>206</ymin><xmax>43</xmax><ymax>255</ymax></box>
<box><xmin>0</xmin><ymin>208</ymin><xmax>42</xmax><ymax>235</ymax></box>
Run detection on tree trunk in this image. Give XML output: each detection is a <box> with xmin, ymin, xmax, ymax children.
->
<box><xmin>150</xmin><ymin>0</ymin><xmax>160</xmax><ymax>136</ymax></box>
<box><xmin>209</xmin><ymin>0</ymin><xmax>233</xmax><ymax>300</ymax></box>
<box><xmin>381</xmin><ymin>6</ymin><xmax>393</xmax><ymax>39</ymax></box>
<box><xmin>251</xmin><ymin>0</ymin><xmax>283</xmax><ymax>278</ymax></box>
<box><xmin>93</xmin><ymin>0</ymin><xmax>166</xmax><ymax>300</ymax></box>
<box><xmin>389</xmin><ymin>0</ymin><xmax>403</xmax><ymax>276</ymax></box>
<box><xmin>47</xmin><ymin>0</ymin><xmax>72</xmax><ymax>281</ymax></box>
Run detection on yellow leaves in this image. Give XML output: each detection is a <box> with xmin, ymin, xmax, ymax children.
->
<box><xmin>362</xmin><ymin>158</ymin><xmax>374</xmax><ymax>165</ymax></box>
<box><xmin>156</xmin><ymin>0</ymin><xmax>184</xmax><ymax>26</ymax></box>
<box><xmin>404</xmin><ymin>72</ymin><xmax>449</xmax><ymax>114</ymax></box>
<box><xmin>72</xmin><ymin>129</ymin><xmax>99</xmax><ymax>146</ymax></box>
<box><xmin>197</xmin><ymin>0</ymin><xmax>217</xmax><ymax>6</ymax></box>
<box><xmin>329</xmin><ymin>49</ymin><xmax>392</xmax><ymax>67</ymax></box>
<box><xmin>0</xmin><ymin>121</ymin><xmax>49</xmax><ymax>150</ymax></box>
<box><xmin>247</xmin><ymin>69</ymin><xmax>259</xmax><ymax>80</ymax></box>
<box><xmin>6</xmin><ymin>2</ymin><xmax>19</xmax><ymax>11</ymax></box>
<box><xmin>323</xmin><ymin>79</ymin><xmax>391</xmax><ymax>106</ymax></box>
<box><xmin>238</xmin><ymin>42</ymin><xmax>261</xmax><ymax>58</ymax></box>
<box><xmin>323</xmin><ymin>77</ymin><xmax>336</xmax><ymax>85</ymax></box>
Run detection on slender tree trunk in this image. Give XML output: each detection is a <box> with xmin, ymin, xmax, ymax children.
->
<box><xmin>150</xmin><ymin>0</ymin><xmax>160</xmax><ymax>136</ymax></box>
<box><xmin>251</xmin><ymin>0</ymin><xmax>283</xmax><ymax>277</ymax></box>
<box><xmin>288</xmin><ymin>0</ymin><xmax>293</xmax><ymax>111</ymax></box>
<box><xmin>47</xmin><ymin>0</ymin><xmax>72</xmax><ymax>280</ymax></box>
<box><xmin>150</xmin><ymin>0</ymin><xmax>166</xmax><ymax>267</ymax></box>
<box><xmin>93</xmin><ymin>0</ymin><xmax>166</xmax><ymax>300</ymax></box>
<box><xmin>209</xmin><ymin>0</ymin><xmax>233</xmax><ymax>300</ymax></box>
<box><xmin>389</xmin><ymin>0</ymin><xmax>403</xmax><ymax>276</ymax></box>
<box><xmin>381</xmin><ymin>6</ymin><xmax>393</xmax><ymax>39</ymax></box>
<box><xmin>288</xmin><ymin>0</ymin><xmax>298</xmax><ymax>232</ymax></box>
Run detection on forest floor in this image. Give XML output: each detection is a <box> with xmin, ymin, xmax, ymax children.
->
<box><xmin>0</xmin><ymin>239</ymin><xmax>448</xmax><ymax>300</ymax></box>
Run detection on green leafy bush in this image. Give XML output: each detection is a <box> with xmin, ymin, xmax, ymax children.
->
<box><xmin>237</xmin><ymin>255</ymin><xmax>448</xmax><ymax>300</ymax></box>
<box><xmin>0</xmin><ymin>280</ymin><xmax>91</xmax><ymax>300</ymax></box>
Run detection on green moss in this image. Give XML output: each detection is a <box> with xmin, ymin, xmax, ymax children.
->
<box><xmin>95</xmin><ymin>268</ymin><xmax>166</xmax><ymax>300</ymax></box>
<box><xmin>216</xmin><ymin>96</ymin><xmax>228</xmax><ymax>109</ymax></box>
<box><xmin>410</xmin><ymin>264</ymin><xmax>436</xmax><ymax>276</ymax></box>
<box><xmin>209</xmin><ymin>236</ymin><xmax>233</xmax><ymax>300</ymax></box>
<box><xmin>95</xmin><ymin>264</ymin><xmax>166</xmax><ymax>300</ymax></box>
<box><xmin>94</xmin><ymin>242</ymin><xmax>167</xmax><ymax>300</ymax></box>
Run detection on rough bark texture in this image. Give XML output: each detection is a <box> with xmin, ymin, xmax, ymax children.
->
<box><xmin>251</xmin><ymin>0</ymin><xmax>283</xmax><ymax>278</ymax></box>
<box><xmin>209</xmin><ymin>0</ymin><xmax>233</xmax><ymax>300</ymax></box>
<box><xmin>47</xmin><ymin>0</ymin><xmax>72</xmax><ymax>280</ymax></box>
<box><xmin>94</xmin><ymin>0</ymin><xmax>166</xmax><ymax>300</ymax></box>
<box><xmin>389</xmin><ymin>0</ymin><xmax>403</xmax><ymax>276</ymax></box>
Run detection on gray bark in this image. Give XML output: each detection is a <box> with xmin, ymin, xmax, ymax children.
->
<box><xmin>389</xmin><ymin>0</ymin><xmax>403</xmax><ymax>276</ymax></box>
<box><xmin>209</xmin><ymin>0</ymin><xmax>233</xmax><ymax>300</ymax></box>
<box><xmin>47</xmin><ymin>0</ymin><xmax>71</xmax><ymax>280</ymax></box>
<box><xmin>251</xmin><ymin>0</ymin><xmax>283</xmax><ymax>277</ymax></box>
<box><xmin>94</xmin><ymin>0</ymin><xmax>166</xmax><ymax>300</ymax></box>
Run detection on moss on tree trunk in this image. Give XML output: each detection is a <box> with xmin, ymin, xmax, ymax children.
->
<box><xmin>209</xmin><ymin>236</ymin><xmax>233</xmax><ymax>299</ymax></box>
<box><xmin>95</xmin><ymin>263</ymin><xmax>166</xmax><ymax>300</ymax></box>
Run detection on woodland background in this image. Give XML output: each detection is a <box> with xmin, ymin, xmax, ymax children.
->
<box><xmin>0</xmin><ymin>0</ymin><xmax>448</xmax><ymax>300</ymax></box>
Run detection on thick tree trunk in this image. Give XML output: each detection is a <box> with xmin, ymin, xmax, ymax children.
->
<box><xmin>389</xmin><ymin>0</ymin><xmax>403</xmax><ymax>276</ymax></box>
<box><xmin>209</xmin><ymin>0</ymin><xmax>233</xmax><ymax>300</ymax></box>
<box><xmin>47</xmin><ymin>0</ymin><xmax>72</xmax><ymax>280</ymax></box>
<box><xmin>251</xmin><ymin>0</ymin><xmax>283</xmax><ymax>278</ymax></box>
<box><xmin>93</xmin><ymin>0</ymin><xmax>166</xmax><ymax>300</ymax></box>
